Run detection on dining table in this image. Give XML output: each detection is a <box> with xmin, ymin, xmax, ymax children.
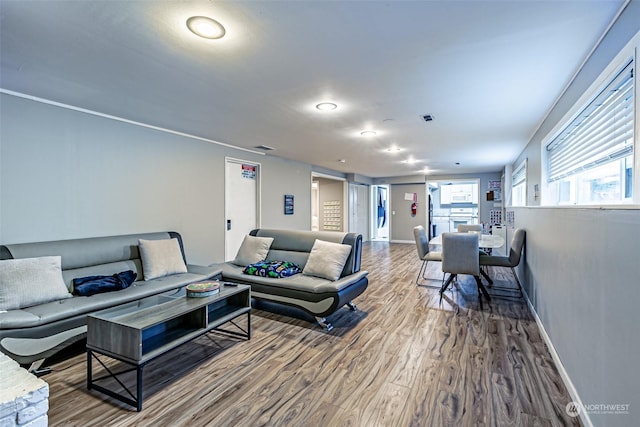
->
<box><xmin>428</xmin><ymin>233</ymin><xmax>505</xmax><ymax>249</ymax></box>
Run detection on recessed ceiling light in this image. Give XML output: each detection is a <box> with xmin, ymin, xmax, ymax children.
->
<box><xmin>316</xmin><ymin>102</ymin><xmax>337</xmax><ymax>111</ymax></box>
<box><xmin>338</xmin><ymin>159</ymin><xmax>347</xmax><ymax>163</ymax></box>
<box><xmin>186</xmin><ymin>16</ymin><xmax>226</xmax><ymax>39</ymax></box>
<box><xmin>386</xmin><ymin>147</ymin><xmax>402</xmax><ymax>153</ymax></box>
<box><xmin>360</xmin><ymin>130</ymin><xmax>377</xmax><ymax>137</ymax></box>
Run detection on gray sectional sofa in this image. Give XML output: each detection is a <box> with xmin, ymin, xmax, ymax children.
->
<box><xmin>211</xmin><ymin>228</ymin><xmax>368</xmax><ymax>331</ymax></box>
<box><xmin>0</xmin><ymin>232</ymin><xmax>221</xmax><ymax>368</ymax></box>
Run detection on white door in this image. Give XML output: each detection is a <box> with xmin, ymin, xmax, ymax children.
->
<box><xmin>349</xmin><ymin>183</ymin><xmax>369</xmax><ymax>240</ymax></box>
<box><xmin>225</xmin><ymin>158</ymin><xmax>260</xmax><ymax>261</ymax></box>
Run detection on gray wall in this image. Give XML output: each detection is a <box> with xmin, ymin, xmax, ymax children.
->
<box><xmin>509</xmin><ymin>2</ymin><xmax>640</xmax><ymax>425</ymax></box>
<box><xmin>0</xmin><ymin>94</ymin><xmax>312</xmax><ymax>265</ymax></box>
<box><xmin>511</xmin><ymin>207</ymin><xmax>640</xmax><ymax>426</ymax></box>
<box><xmin>390</xmin><ymin>183</ymin><xmax>426</xmax><ymax>242</ymax></box>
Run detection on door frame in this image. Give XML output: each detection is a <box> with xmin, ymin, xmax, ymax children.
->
<box><xmin>370</xmin><ymin>184</ymin><xmax>390</xmax><ymax>241</ymax></box>
<box><xmin>225</xmin><ymin>157</ymin><xmax>262</xmax><ymax>261</ymax></box>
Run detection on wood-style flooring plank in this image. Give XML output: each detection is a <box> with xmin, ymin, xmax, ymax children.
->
<box><xmin>42</xmin><ymin>242</ymin><xmax>580</xmax><ymax>426</ymax></box>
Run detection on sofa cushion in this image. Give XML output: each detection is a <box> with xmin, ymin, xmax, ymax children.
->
<box><xmin>302</xmin><ymin>239</ymin><xmax>352</xmax><ymax>281</ymax></box>
<box><xmin>215</xmin><ymin>262</ymin><xmax>368</xmax><ymax>294</ymax></box>
<box><xmin>138</xmin><ymin>238</ymin><xmax>188</xmax><ymax>280</ymax></box>
<box><xmin>242</xmin><ymin>261</ymin><xmax>301</xmax><ymax>278</ymax></box>
<box><xmin>0</xmin><ymin>272</ymin><xmax>207</xmax><ymax>329</ymax></box>
<box><xmin>232</xmin><ymin>235</ymin><xmax>274</xmax><ymax>267</ymax></box>
<box><xmin>0</xmin><ymin>256</ymin><xmax>73</xmax><ymax>311</ymax></box>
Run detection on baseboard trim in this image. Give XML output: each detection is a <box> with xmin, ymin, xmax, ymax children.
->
<box><xmin>524</xmin><ymin>292</ymin><xmax>593</xmax><ymax>427</ymax></box>
<box><xmin>389</xmin><ymin>240</ymin><xmax>414</xmax><ymax>244</ymax></box>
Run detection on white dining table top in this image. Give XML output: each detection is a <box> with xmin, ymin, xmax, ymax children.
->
<box><xmin>429</xmin><ymin>233</ymin><xmax>505</xmax><ymax>249</ymax></box>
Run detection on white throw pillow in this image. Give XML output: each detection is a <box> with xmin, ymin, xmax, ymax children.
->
<box><xmin>138</xmin><ymin>238</ymin><xmax>188</xmax><ymax>280</ymax></box>
<box><xmin>302</xmin><ymin>239</ymin><xmax>352</xmax><ymax>281</ymax></box>
<box><xmin>0</xmin><ymin>256</ymin><xmax>72</xmax><ymax>311</ymax></box>
<box><xmin>232</xmin><ymin>235</ymin><xmax>274</xmax><ymax>267</ymax></box>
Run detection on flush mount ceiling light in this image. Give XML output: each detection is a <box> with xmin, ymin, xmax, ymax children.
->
<box><xmin>386</xmin><ymin>146</ymin><xmax>402</xmax><ymax>153</ymax></box>
<box><xmin>404</xmin><ymin>156</ymin><xmax>418</xmax><ymax>164</ymax></box>
<box><xmin>360</xmin><ymin>130</ymin><xmax>377</xmax><ymax>137</ymax></box>
<box><xmin>316</xmin><ymin>102</ymin><xmax>338</xmax><ymax>111</ymax></box>
<box><xmin>186</xmin><ymin>16</ymin><xmax>226</xmax><ymax>39</ymax></box>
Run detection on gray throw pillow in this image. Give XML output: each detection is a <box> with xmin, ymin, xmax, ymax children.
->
<box><xmin>0</xmin><ymin>256</ymin><xmax>72</xmax><ymax>311</ymax></box>
<box><xmin>138</xmin><ymin>238</ymin><xmax>188</xmax><ymax>280</ymax></box>
<box><xmin>302</xmin><ymin>239</ymin><xmax>352</xmax><ymax>281</ymax></box>
<box><xmin>232</xmin><ymin>235</ymin><xmax>274</xmax><ymax>267</ymax></box>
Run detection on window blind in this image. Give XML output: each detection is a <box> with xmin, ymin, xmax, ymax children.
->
<box><xmin>512</xmin><ymin>159</ymin><xmax>527</xmax><ymax>186</ymax></box>
<box><xmin>546</xmin><ymin>59</ymin><xmax>634</xmax><ymax>182</ymax></box>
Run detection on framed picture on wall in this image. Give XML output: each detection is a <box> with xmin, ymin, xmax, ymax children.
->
<box><xmin>284</xmin><ymin>194</ymin><xmax>294</xmax><ymax>215</ymax></box>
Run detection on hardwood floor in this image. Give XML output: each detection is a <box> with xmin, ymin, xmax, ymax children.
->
<box><xmin>45</xmin><ymin>242</ymin><xmax>580</xmax><ymax>426</ymax></box>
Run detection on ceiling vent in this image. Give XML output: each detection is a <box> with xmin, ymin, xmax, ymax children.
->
<box><xmin>254</xmin><ymin>145</ymin><xmax>275</xmax><ymax>151</ymax></box>
<box><xmin>422</xmin><ymin>114</ymin><xmax>434</xmax><ymax>122</ymax></box>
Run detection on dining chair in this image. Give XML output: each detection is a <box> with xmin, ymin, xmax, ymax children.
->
<box><xmin>479</xmin><ymin>228</ymin><xmax>526</xmax><ymax>298</ymax></box>
<box><xmin>440</xmin><ymin>232</ymin><xmax>491</xmax><ymax>309</ymax></box>
<box><xmin>413</xmin><ymin>226</ymin><xmax>442</xmax><ymax>287</ymax></box>
<box><xmin>457</xmin><ymin>224</ymin><xmax>482</xmax><ymax>233</ymax></box>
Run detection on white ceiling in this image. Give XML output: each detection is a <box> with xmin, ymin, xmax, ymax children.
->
<box><xmin>0</xmin><ymin>0</ymin><xmax>626</xmax><ymax>178</ymax></box>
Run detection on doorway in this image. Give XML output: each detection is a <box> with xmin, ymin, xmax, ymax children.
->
<box><xmin>225</xmin><ymin>158</ymin><xmax>260</xmax><ymax>261</ymax></box>
<box><xmin>427</xmin><ymin>178</ymin><xmax>480</xmax><ymax>237</ymax></box>
<box><xmin>311</xmin><ymin>174</ymin><xmax>347</xmax><ymax>232</ymax></box>
<box><xmin>371</xmin><ymin>185</ymin><xmax>389</xmax><ymax>241</ymax></box>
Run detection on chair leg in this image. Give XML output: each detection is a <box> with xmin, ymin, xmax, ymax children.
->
<box><xmin>483</xmin><ymin>267</ymin><xmax>524</xmax><ymax>299</ymax></box>
<box><xmin>415</xmin><ymin>260</ymin><xmax>427</xmax><ymax>284</ymax></box>
<box><xmin>480</xmin><ymin>267</ymin><xmax>493</xmax><ymax>285</ymax></box>
<box><xmin>474</xmin><ymin>275</ymin><xmax>491</xmax><ymax>301</ymax></box>
<box><xmin>416</xmin><ymin>260</ymin><xmax>444</xmax><ymax>288</ymax></box>
<box><xmin>439</xmin><ymin>274</ymin><xmax>455</xmax><ymax>297</ymax></box>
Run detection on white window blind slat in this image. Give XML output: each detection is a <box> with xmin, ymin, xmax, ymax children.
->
<box><xmin>546</xmin><ymin>60</ymin><xmax>634</xmax><ymax>182</ymax></box>
<box><xmin>512</xmin><ymin>160</ymin><xmax>527</xmax><ymax>186</ymax></box>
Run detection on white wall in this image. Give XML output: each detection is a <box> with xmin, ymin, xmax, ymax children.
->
<box><xmin>0</xmin><ymin>94</ymin><xmax>312</xmax><ymax>265</ymax></box>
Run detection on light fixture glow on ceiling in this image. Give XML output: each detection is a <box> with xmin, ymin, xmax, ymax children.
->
<box><xmin>386</xmin><ymin>146</ymin><xmax>402</xmax><ymax>153</ymax></box>
<box><xmin>316</xmin><ymin>102</ymin><xmax>338</xmax><ymax>111</ymax></box>
<box><xmin>186</xmin><ymin>16</ymin><xmax>226</xmax><ymax>39</ymax></box>
<box><xmin>360</xmin><ymin>130</ymin><xmax>377</xmax><ymax>137</ymax></box>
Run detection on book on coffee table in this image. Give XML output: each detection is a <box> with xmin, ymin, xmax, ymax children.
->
<box><xmin>186</xmin><ymin>281</ymin><xmax>221</xmax><ymax>298</ymax></box>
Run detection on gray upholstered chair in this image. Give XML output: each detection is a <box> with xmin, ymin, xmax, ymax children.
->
<box><xmin>413</xmin><ymin>226</ymin><xmax>442</xmax><ymax>286</ymax></box>
<box><xmin>457</xmin><ymin>224</ymin><xmax>482</xmax><ymax>233</ymax></box>
<box><xmin>479</xmin><ymin>228</ymin><xmax>526</xmax><ymax>298</ymax></box>
<box><xmin>439</xmin><ymin>232</ymin><xmax>491</xmax><ymax>308</ymax></box>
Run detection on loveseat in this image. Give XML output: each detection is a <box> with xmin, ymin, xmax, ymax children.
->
<box><xmin>0</xmin><ymin>231</ymin><xmax>221</xmax><ymax>368</ymax></box>
<box><xmin>211</xmin><ymin>228</ymin><xmax>368</xmax><ymax>331</ymax></box>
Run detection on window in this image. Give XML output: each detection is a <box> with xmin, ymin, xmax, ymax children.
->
<box><xmin>512</xmin><ymin>159</ymin><xmax>527</xmax><ymax>206</ymax></box>
<box><xmin>545</xmin><ymin>59</ymin><xmax>634</xmax><ymax>205</ymax></box>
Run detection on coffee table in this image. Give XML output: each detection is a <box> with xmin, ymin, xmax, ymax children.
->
<box><xmin>86</xmin><ymin>283</ymin><xmax>251</xmax><ymax>411</ymax></box>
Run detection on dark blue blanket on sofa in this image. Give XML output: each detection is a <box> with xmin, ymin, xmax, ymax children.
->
<box><xmin>72</xmin><ymin>270</ymin><xmax>137</xmax><ymax>296</ymax></box>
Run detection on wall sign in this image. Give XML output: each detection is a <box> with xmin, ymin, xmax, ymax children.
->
<box><xmin>241</xmin><ymin>164</ymin><xmax>256</xmax><ymax>179</ymax></box>
<box><xmin>284</xmin><ymin>194</ymin><xmax>294</xmax><ymax>215</ymax></box>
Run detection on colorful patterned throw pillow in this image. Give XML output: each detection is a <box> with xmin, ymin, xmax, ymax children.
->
<box><xmin>242</xmin><ymin>260</ymin><xmax>302</xmax><ymax>278</ymax></box>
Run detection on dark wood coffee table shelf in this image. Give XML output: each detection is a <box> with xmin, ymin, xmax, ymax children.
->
<box><xmin>86</xmin><ymin>284</ymin><xmax>250</xmax><ymax>411</ymax></box>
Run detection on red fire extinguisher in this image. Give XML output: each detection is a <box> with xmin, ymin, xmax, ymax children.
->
<box><xmin>411</xmin><ymin>193</ymin><xmax>417</xmax><ymax>217</ymax></box>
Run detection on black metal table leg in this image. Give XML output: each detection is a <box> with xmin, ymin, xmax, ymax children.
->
<box><xmin>87</xmin><ymin>351</ymin><xmax>92</xmax><ymax>390</ymax></box>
